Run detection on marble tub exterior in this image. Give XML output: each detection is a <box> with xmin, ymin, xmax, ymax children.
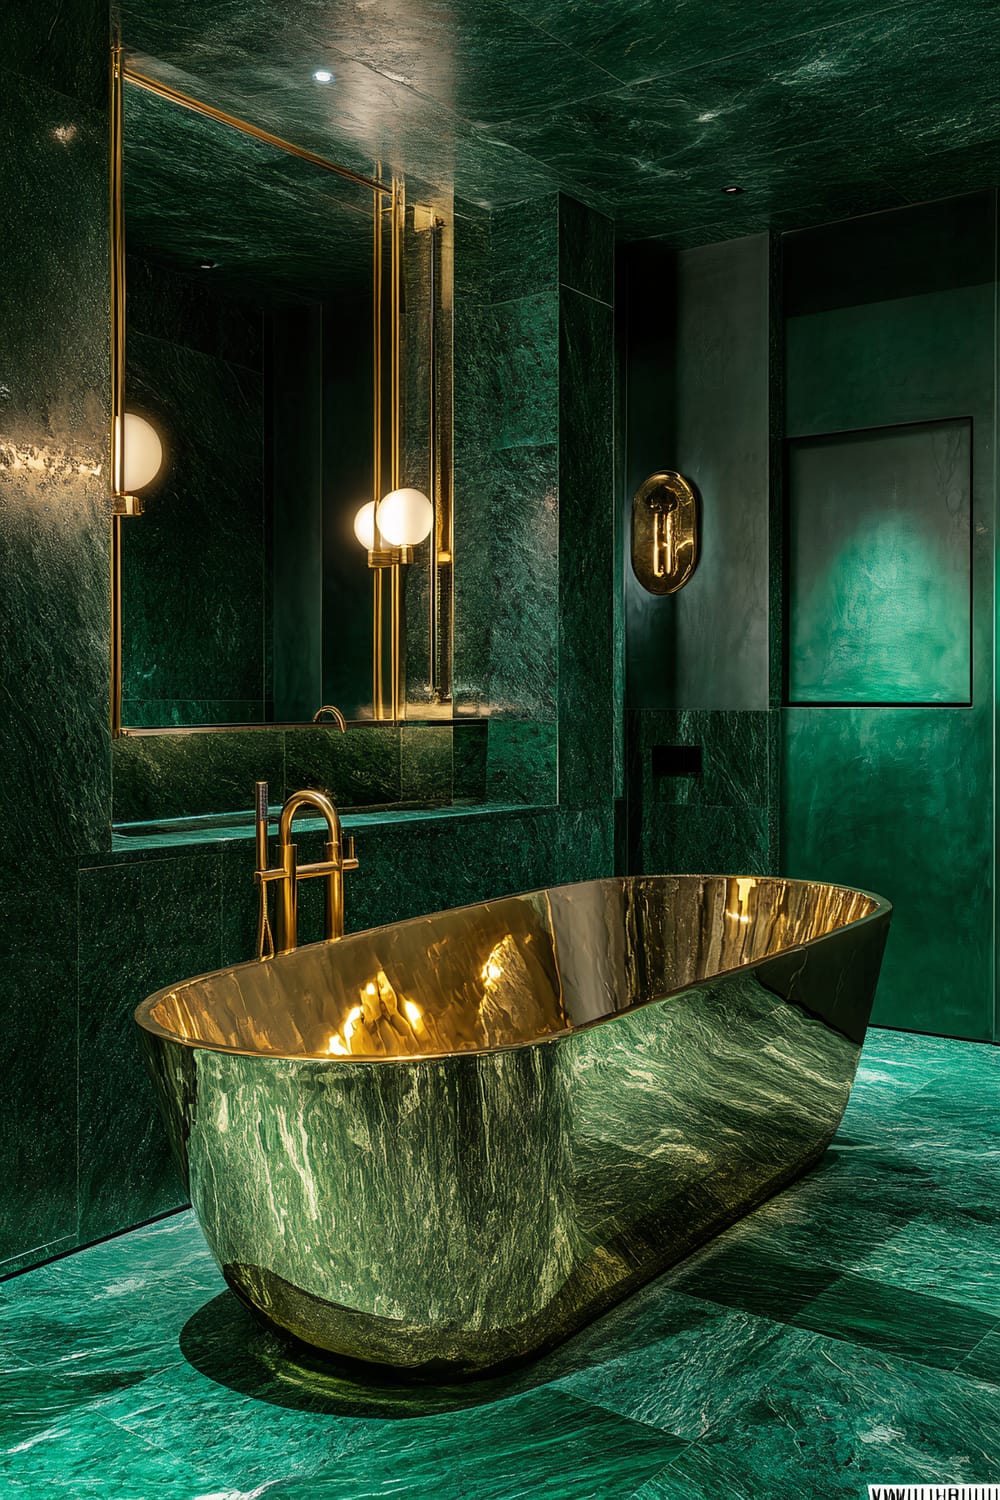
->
<box><xmin>2</xmin><ymin>1029</ymin><xmax>997</xmax><ymax>1498</ymax></box>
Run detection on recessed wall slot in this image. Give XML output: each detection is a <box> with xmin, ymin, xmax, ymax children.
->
<box><xmin>651</xmin><ymin>744</ymin><xmax>702</xmax><ymax>777</ymax></box>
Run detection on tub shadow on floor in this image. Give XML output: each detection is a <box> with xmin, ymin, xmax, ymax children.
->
<box><xmin>179</xmin><ymin>1291</ymin><xmax>590</xmax><ymax>1419</ymax></box>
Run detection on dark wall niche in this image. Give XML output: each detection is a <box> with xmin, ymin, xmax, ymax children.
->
<box><xmin>785</xmin><ymin>417</ymin><xmax>972</xmax><ymax>707</ymax></box>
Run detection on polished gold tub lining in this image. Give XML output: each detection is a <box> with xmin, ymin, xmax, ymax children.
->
<box><xmin>136</xmin><ymin>876</ymin><xmax>886</xmax><ymax>1065</ymax></box>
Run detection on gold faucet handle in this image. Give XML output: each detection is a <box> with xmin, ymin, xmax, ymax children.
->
<box><xmin>343</xmin><ymin>835</ymin><xmax>359</xmax><ymax>871</ymax></box>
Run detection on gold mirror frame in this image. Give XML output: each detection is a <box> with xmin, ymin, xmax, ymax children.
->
<box><xmin>109</xmin><ymin>47</ymin><xmax>436</xmax><ymax>735</ymax></box>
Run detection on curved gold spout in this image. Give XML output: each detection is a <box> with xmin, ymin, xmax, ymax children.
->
<box><xmin>278</xmin><ymin>787</ymin><xmax>343</xmax><ymax>847</ymax></box>
<box><xmin>312</xmin><ymin>705</ymin><xmax>347</xmax><ymax>730</ymax></box>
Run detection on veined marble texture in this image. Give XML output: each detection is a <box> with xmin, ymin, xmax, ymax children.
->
<box><xmin>136</xmin><ymin>874</ymin><xmax>889</xmax><ymax>1374</ymax></box>
<box><xmin>3</xmin><ymin>1028</ymin><xmax>998</xmax><ymax>1499</ymax></box>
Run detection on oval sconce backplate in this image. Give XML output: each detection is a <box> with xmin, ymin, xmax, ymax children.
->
<box><xmin>631</xmin><ymin>470</ymin><xmax>699</xmax><ymax>595</ymax></box>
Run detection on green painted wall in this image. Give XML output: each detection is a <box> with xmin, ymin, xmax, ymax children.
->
<box><xmin>0</xmin><ymin>0</ymin><xmax>618</xmax><ymax>1276</ymax></box>
<box><xmin>622</xmin><ymin>199</ymin><xmax>999</xmax><ymax>1047</ymax></box>
<box><xmin>786</xmin><ymin>419</ymin><xmax>972</xmax><ymax>706</ymax></box>
<box><xmin>620</xmin><ymin>234</ymin><xmax>779</xmax><ymax>876</ymax></box>
<box><xmin>781</xmin><ymin>193</ymin><xmax>997</xmax><ymax>1043</ymax></box>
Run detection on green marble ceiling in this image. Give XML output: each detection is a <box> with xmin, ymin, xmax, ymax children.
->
<box><xmin>121</xmin><ymin>0</ymin><xmax>1000</xmax><ymax>244</ymax></box>
<box><xmin>124</xmin><ymin>77</ymin><xmax>377</xmax><ymax>302</ymax></box>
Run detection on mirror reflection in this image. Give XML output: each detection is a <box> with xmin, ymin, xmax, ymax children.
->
<box><xmin>118</xmin><ymin>75</ymin><xmax>445</xmax><ymax>730</ymax></box>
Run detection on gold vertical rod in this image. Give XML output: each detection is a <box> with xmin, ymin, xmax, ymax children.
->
<box><xmin>390</xmin><ymin>178</ymin><xmax>403</xmax><ymax>721</ymax></box>
<box><xmin>427</xmin><ymin>219</ymin><xmax>443</xmax><ymax>699</ymax></box>
<box><xmin>372</xmin><ymin>180</ymin><xmax>385</xmax><ymax>720</ymax></box>
<box><xmin>373</xmin><ymin>567</ymin><xmax>384</xmax><ymax>718</ymax></box>
<box><xmin>109</xmin><ymin>44</ymin><xmax>126</xmax><ymax>736</ymax></box>
<box><xmin>110</xmin><ymin>517</ymin><xmax>123</xmax><ymax>735</ymax></box>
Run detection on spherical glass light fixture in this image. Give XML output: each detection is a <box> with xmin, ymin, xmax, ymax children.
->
<box><xmin>115</xmin><ymin>412</ymin><xmax>163</xmax><ymax>492</ymax></box>
<box><xmin>376</xmin><ymin>487</ymin><xmax>433</xmax><ymax>547</ymax></box>
<box><xmin>353</xmin><ymin>499</ymin><xmax>377</xmax><ymax>551</ymax></box>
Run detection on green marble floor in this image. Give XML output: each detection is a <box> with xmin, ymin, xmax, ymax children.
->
<box><xmin>1</xmin><ymin>1029</ymin><xmax>997</xmax><ymax>1498</ymax></box>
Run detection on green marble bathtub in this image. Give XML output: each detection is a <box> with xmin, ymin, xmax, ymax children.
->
<box><xmin>135</xmin><ymin>874</ymin><xmax>890</xmax><ymax>1376</ymax></box>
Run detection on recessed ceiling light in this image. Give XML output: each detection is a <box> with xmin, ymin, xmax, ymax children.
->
<box><xmin>313</xmin><ymin>69</ymin><xmax>333</xmax><ymax>83</ymax></box>
<box><xmin>722</xmin><ymin>184</ymin><xmax>745</xmax><ymax>195</ymax></box>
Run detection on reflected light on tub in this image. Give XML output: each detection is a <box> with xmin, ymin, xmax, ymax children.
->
<box><xmin>323</xmin><ymin>974</ymin><xmax>432</xmax><ymax>1057</ymax></box>
<box><xmin>726</xmin><ymin>875</ymin><xmax>757</xmax><ymax>926</ymax></box>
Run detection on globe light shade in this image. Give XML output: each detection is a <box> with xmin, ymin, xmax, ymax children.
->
<box><xmin>115</xmin><ymin>412</ymin><xmax>163</xmax><ymax>492</ymax></box>
<box><xmin>376</xmin><ymin>487</ymin><xmax>433</xmax><ymax>547</ymax></box>
<box><xmin>353</xmin><ymin>499</ymin><xmax>377</xmax><ymax>551</ymax></box>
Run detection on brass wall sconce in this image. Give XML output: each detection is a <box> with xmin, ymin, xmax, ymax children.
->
<box><xmin>631</xmin><ymin>470</ymin><xmax>700</xmax><ymax>595</ymax></box>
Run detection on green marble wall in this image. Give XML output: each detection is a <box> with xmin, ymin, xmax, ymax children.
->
<box><xmin>452</xmin><ymin>192</ymin><xmax>614</xmax><ymax>809</ymax></box>
<box><xmin>625</xmin><ymin>711</ymin><xmax>773</xmax><ymax>877</ymax></box>
<box><xmin>0</xmin><ymin>22</ymin><xmax>618</xmax><ymax>1281</ymax></box>
<box><xmin>620</xmin><ymin>234</ymin><xmax>779</xmax><ymax>876</ymax></box>
<box><xmin>0</xmin><ymin>1</ymin><xmax>112</xmax><ymax>1273</ymax></box>
<box><xmin>781</xmin><ymin>193</ymin><xmax>997</xmax><ymax>1042</ymax></box>
<box><xmin>453</xmin><ymin>196</ymin><xmax>560</xmax><ymax>754</ymax></box>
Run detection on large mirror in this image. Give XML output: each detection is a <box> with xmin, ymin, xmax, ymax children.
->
<box><xmin>110</xmin><ymin>59</ymin><xmax>452</xmax><ymax>733</ymax></box>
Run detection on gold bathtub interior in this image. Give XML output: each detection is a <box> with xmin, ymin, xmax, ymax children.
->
<box><xmin>136</xmin><ymin>874</ymin><xmax>891</xmax><ymax>1376</ymax></box>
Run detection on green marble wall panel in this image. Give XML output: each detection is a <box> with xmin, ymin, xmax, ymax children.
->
<box><xmin>0</xmin><ymin>69</ymin><xmax>111</xmax><ymax>860</ymax></box>
<box><xmin>113</xmin><ymin>731</ymin><xmax>286</xmax><ymax>823</ymax></box>
<box><xmin>451</xmin><ymin>722</ymin><xmax>489</xmax><ymax>804</ymax></box>
<box><xmin>282</xmin><ymin>726</ymin><xmax>401</xmax><ymax>809</ymax></box>
<box><xmin>452</xmin><ymin>194</ymin><xmax>563</xmax><ymax>788</ymax></box>
<box><xmin>77</xmin><ymin>854</ymin><xmax>224</xmax><ymax>1242</ymax></box>
<box><xmin>493</xmin><ymin>292</ymin><xmax>560</xmax><ymax>452</ymax></box>
<box><xmin>0</xmin><ymin>0</ymin><xmax>106</xmax><ymax>107</ymax></box>
<box><xmin>626</xmin><ymin>711</ymin><xmax>773</xmax><ymax>877</ymax></box>
<box><xmin>787</xmin><ymin>419</ymin><xmax>972</xmax><ymax>705</ymax></box>
<box><xmin>781</xmin><ymin>193</ymin><xmax>996</xmax><ymax>1041</ymax></box>
<box><xmin>557</xmin><ymin>202</ymin><xmax>616</xmax><ymax>810</ymax></box>
<box><xmin>485</xmin><ymin>720</ymin><xmax>558</xmax><ymax>806</ymax></box>
<box><xmin>559</xmin><ymin>194</ymin><xmax>614</xmax><ymax>305</ymax></box>
<box><xmin>452</xmin><ymin>205</ymin><xmax>496</xmax><ymax>715</ymax></box>
<box><xmin>489</xmin><ymin>441</ymin><xmax>559</xmax><ymax>720</ymax></box>
<box><xmin>0</xmin><ymin>864</ymin><xmax>80</xmax><ymax>1270</ymax></box>
<box><xmin>491</xmin><ymin>195</ymin><xmax>558</xmax><ymax>306</ymax></box>
<box><xmin>0</xmin><ymin>6</ymin><xmax>114</xmax><ymax>1272</ymax></box>
<box><xmin>399</xmin><ymin>725</ymin><xmax>452</xmax><ymax>806</ymax></box>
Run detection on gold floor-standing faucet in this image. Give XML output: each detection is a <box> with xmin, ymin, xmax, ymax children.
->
<box><xmin>254</xmin><ymin>782</ymin><xmax>359</xmax><ymax>959</ymax></box>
